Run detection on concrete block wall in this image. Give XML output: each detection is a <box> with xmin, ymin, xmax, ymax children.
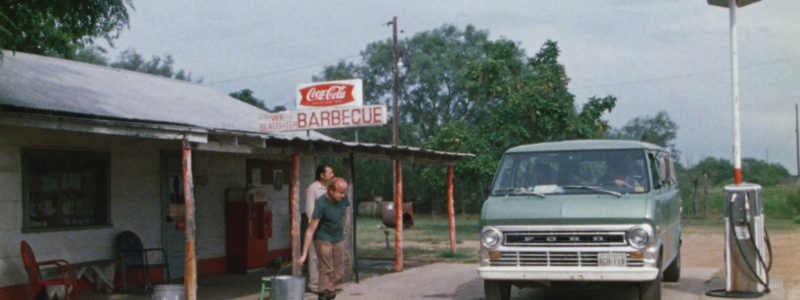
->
<box><xmin>0</xmin><ymin>125</ymin><xmax>320</xmax><ymax>289</ymax></box>
<box><xmin>0</xmin><ymin>126</ymin><xmax>175</xmax><ymax>288</ymax></box>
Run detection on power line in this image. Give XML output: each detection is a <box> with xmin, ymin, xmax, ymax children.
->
<box><xmin>203</xmin><ymin>54</ymin><xmax>360</xmax><ymax>85</ymax></box>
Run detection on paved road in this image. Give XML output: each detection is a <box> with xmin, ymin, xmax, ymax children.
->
<box><xmin>325</xmin><ymin>263</ymin><xmax>784</xmax><ymax>300</ymax></box>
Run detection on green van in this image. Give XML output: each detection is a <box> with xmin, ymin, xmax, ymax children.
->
<box><xmin>478</xmin><ymin>140</ymin><xmax>681</xmax><ymax>300</ymax></box>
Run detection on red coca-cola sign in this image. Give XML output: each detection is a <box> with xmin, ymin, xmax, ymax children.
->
<box><xmin>299</xmin><ymin>84</ymin><xmax>355</xmax><ymax>107</ymax></box>
<box><xmin>296</xmin><ymin>79</ymin><xmax>363</xmax><ymax>109</ymax></box>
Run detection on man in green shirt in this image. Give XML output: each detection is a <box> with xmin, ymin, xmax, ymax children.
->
<box><xmin>298</xmin><ymin>177</ymin><xmax>350</xmax><ymax>300</ymax></box>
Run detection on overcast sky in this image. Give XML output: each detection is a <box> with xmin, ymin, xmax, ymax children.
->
<box><xmin>105</xmin><ymin>0</ymin><xmax>800</xmax><ymax>173</ymax></box>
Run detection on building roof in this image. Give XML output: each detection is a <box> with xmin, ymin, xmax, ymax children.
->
<box><xmin>0</xmin><ymin>51</ymin><xmax>472</xmax><ymax>164</ymax></box>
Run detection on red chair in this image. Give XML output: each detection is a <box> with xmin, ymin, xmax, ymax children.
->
<box><xmin>20</xmin><ymin>241</ymin><xmax>79</xmax><ymax>300</ymax></box>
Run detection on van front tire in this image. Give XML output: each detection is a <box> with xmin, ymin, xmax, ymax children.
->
<box><xmin>484</xmin><ymin>280</ymin><xmax>511</xmax><ymax>300</ymax></box>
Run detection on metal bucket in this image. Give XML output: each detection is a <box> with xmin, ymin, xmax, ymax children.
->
<box><xmin>271</xmin><ymin>275</ymin><xmax>306</xmax><ymax>300</ymax></box>
<box><xmin>152</xmin><ymin>284</ymin><xmax>184</xmax><ymax>300</ymax></box>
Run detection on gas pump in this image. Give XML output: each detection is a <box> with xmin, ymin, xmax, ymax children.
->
<box><xmin>707</xmin><ymin>183</ymin><xmax>773</xmax><ymax>298</ymax></box>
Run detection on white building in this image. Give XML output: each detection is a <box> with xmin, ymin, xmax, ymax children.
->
<box><xmin>0</xmin><ymin>51</ymin><xmax>470</xmax><ymax>299</ymax></box>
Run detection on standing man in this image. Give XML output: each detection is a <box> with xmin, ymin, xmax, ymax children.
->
<box><xmin>302</xmin><ymin>164</ymin><xmax>333</xmax><ymax>293</ymax></box>
<box><xmin>298</xmin><ymin>177</ymin><xmax>350</xmax><ymax>300</ymax></box>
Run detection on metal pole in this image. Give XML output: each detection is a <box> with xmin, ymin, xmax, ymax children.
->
<box><xmin>447</xmin><ymin>165</ymin><xmax>456</xmax><ymax>253</ymax></box>
<box><xmin>730</xmin><ymin>0</ymin><xmax>743</xmax><ymax>185</ymax></box>
<box><xmin>350</xmin><ymin>152</ymin><xmax>359</xmax><ymax>283</ymax></box>
<box><xmin>290</xmin><ymin>155</ymin><xmax>301</xmax><ymax>275</ymax></box>
<box><xmin>795</xmin><ymin>104</ymin><xmax>799</xmax><ymax>184</ymax></box>
<box><xmin>391</xmin><ymin>16</ymin><xmax>398</xmax><ymax>147</ymax></box>
<box><xmin>394</xmin><ymin>160</ymin><xmax>403</xmax><ymax>272</ymax></box>
<box><xmin>182</xmin><ymin>139</ymin><xmax>197</xmax><ymax>300</ymax></box>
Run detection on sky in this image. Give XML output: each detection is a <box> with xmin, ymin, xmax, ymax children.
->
<box><xmin>104</xmin><ymin>0</ymin><xmax>800</xmax><ymax>173</ymax></box>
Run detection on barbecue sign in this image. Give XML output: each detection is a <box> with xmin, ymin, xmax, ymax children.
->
<box><xmin>259</xmin><ymin>79</ymin><xmax>387</xmax><ymax>132</ymax></box>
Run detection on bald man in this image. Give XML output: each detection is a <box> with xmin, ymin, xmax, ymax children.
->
<box><xmin>298</xmin><ymin>177</ymin><xmax>350</xmax><ymax>300</ymax></box>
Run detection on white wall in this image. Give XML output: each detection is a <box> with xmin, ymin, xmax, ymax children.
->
<box><xmin>0</xmin><ymin>126</ymin><xmax>172</xmax><ymax>287</ymax></box>
<box><xmin>0</xmin><ymin>125</ymin><xmax>317</xmax><ymax>288</ymax></box>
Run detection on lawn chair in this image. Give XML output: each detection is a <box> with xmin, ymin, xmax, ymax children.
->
<box><xmin>20</xmin><ymin>241</ymin><xmax>80</xmax><ymax>300</ymax></box>
<box><xmin>116</xmin><ymin>231</ymin><xmax>170</xmax><ymax>290</ymax></box>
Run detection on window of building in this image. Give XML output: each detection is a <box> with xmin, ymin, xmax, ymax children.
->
<box><xmin>22</xmin><ymin>149</ymin><xmax>111</xmax><ymax>232</ymax></box>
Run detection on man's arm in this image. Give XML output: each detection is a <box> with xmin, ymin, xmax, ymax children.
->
<box><xmin>297</xmin><ymin>217</ymin><xmax>320</xmax><ymax>266</ymax></box>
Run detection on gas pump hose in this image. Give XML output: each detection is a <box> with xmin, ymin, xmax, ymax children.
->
<box><xmin>705</xmin><ymin>194</ymin><xmax>773</xmax><ymax>298</ymax></box>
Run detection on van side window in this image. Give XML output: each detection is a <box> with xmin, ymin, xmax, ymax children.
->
<box><xmin>649</xmin><ymin>153</ymin><xmax>662</xmax><ymax>189</ymax></box>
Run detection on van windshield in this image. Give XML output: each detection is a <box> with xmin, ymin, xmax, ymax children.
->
<box><xmin>490</xmin><ymin>149</ymin><xmax>649</xmax><ymax>196</ymax></box>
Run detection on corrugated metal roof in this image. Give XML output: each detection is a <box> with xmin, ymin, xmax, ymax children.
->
<box><xmin>0</xmin><ymin>50</ymin><xmax>473</xmax><ymax>161</ymax></box>
<box><xmin>0</xmin><ymin>50</ymin><xmax>335</xmax><ymax>142</ymax></box>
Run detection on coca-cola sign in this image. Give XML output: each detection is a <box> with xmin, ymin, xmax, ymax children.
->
<box><xmin>296</xmin><ymin>79</ymin><xmax>362</xmax><ymax>109</ymax></box>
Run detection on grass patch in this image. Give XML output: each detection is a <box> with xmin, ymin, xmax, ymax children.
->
<box><xmin>356</xmin><ymin>215</ymin><xmax>481</xmax><ymax>263</ymax></box>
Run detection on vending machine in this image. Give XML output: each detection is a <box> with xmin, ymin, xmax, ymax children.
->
<box><xmin>226</xmin><ymin>187</ymin><xmax>273</xmax><ymax>273</ymax></box>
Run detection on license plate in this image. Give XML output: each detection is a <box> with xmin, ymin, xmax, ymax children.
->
<box><xmin>598</xmin><ymin>253</ymin><xmax>626</xmax><ymax>267</ymax></box>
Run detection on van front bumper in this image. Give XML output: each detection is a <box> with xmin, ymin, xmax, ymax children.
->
<box><xmin>477</xmin><ymin>265</ymin><xmax>659</xmax><ymax>282</ymax></box>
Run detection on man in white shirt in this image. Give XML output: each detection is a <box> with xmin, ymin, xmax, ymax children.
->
<box><xmin>302</xmin><ymin>164</ymin><xmax>334</xmax><ymax>293</ymax></box>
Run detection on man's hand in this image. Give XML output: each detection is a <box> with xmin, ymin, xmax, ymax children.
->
<box><xmin>297</xmin><ymin>254</ymin><xmax>307</xmax><ymax>266</ymax></box>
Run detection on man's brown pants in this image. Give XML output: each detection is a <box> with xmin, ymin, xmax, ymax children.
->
<box><xmin>314</xmin><ymin>239</ymin><xmax>344</xmax><ymax>295</ymax></box>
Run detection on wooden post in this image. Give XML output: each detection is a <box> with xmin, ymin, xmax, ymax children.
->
<box><xmin>342</xmin><ymin>156</ymin><xmax>355</xmax><ymax>281</ymax></box>
<box><xmin>395</xmin><ymin>160</ymin><xmax>403</xmax><ymax>272</ymax></box>
<box><xmin>447</xmin><ymin>165</ymin><xmax>456</xmax><ymax>253</ymax></box>
<box><xmin>182</xmin><ymin>139</ymin><xmax>197</xmax><ymax>300</ymax></box>
<box><xmin>291</xmin><ymin>155</ymin><xmax>301</xmax><ymax>276</ymax></box>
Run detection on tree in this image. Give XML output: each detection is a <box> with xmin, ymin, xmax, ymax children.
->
<box><xmin>427</xmin><ymin>39</ymin><xmax>617</xmax><ymax>210</ymax></box>
<box><xmin>609</xmin><ymin>110</ymin><xmax>680</xmax><ymax>161</ymax></box>
<box><xmin>109</xmin><ymin>48</ymin><xmax>202</xmax><ymax>83</ymax></box>
<box><xmin>228</xmin><ymin>89</ymin><xmax>288</xmax><ymax>112</ymax></box>
<box><xmin>0</xmin><ymin>0</ymin><xmax>132</xmax><ymax>59</ymax></box>
<box><xmin>229</xmin><ymin>89</ymin><xmax>267</xmax><ymax>110</ymax></box>
<box><xmin>742</xmin><ymin>158</ymin><xmax>790</xmax><ymax>186</ymax></box>
<box><xmin>312</xmin><ymin>26</ymin><xmax>617</xmax><ymax>213</ymax></box>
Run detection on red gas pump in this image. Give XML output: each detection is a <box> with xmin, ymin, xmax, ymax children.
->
<box><xmin>226</xmin><ymin>187</ymin><xmax>273</xmax><ymax>273</ymax></box>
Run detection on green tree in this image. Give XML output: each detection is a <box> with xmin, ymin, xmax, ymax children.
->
<box><xmin>609</xmin><ymin>110</ymin><xmax>680</xmax><ymax>161</ymax></box>
<box><xmin>0</xmin><ymin>0</ymin><xmax>132</xmax><ymax>59</ymax></box>
<box><xmin>228</xmin><ymin>89</ymin><xmax>287</xmax><ymax>112</ymax></box>
<box><xmin>229</xmin><ymin>89</ymin><xmax>267</xmax><ymax>110</ymax></box>
<box><xmin>742</xmin><ymin>158</ymin><xmax>790</xmax><ymax>186</ymax></box>
<box><xmin>692</xmin><ymin>157</ymin><xmax>734</xmax><ymax>185</ymax></box>
<box><xmin>426</xmin><ymin>40</ymin><xmax>616</xmax><ymax>211</ymax></box>
<box><xmin>109</xmin><ymin>48</ymin><xmax>202</xmax><ymax>82</ymax></box>
<box><xmin>72</xmin><ymin>45</ymin><xmax>109</xmax><ymax>66</ymax></box>
<box><xmin>313</xmin><ymin>26</ymin><xmax>617</xmax><ymax>213</ymax></box>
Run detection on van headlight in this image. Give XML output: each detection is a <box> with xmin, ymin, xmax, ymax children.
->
<box><xmin>481</xmin><ymin>228</ymin><xmax>502</xmax><ymax>248</ymax></box>
<box><xmin>628</xmin><ymin>228</ymin><xmax>649</xmax><ymax>249</ymax></box>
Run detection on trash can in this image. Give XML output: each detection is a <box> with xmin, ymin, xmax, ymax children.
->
<box><xmin>152</xmin><ymin>284</ymin><xmax>184</xmax><ymax>300</ymax></box>
<box><xmin>271</xmin><ymin>275</ymin><xmax>306</xmax><ymax>300</ymax></box>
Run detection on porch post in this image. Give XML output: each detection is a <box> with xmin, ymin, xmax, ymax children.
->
<box><xmin>395</xmin><ymin>160</ymin><xmax>403</xmax><ymax>272</ymax></box>
<box><xmin>447</xmin><ymin>165</ymin><xmax>456</xmax><ymax>253</ymax></box>
<box><xmin>182</xmin><ymin>138</ymin><xmax>197</xmax><ymax>300</ymax></box>
<box><xmin>290</xmin><ymin>154</ymin><xmax>301</xmax><ymax>276</ymax></box>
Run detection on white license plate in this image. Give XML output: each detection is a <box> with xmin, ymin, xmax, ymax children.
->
<box><xmin>598</xmin><ymin>253</ymin><xmax>626</xmax><ymax>267</ymax></box>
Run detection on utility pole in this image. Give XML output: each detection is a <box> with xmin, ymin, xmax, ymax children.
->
<box><xmin>794</xmin><ymin>104</ymin><xmax>800</xmax><ymax>184</ymax></box>
<box><xmin>389</xmin><ymin>16</ymin><xmax>399</xmax><ymax>146</ymax></box>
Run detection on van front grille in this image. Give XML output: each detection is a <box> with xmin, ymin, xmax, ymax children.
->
<box><xmin>504</xmin><ymin>231</ymin><xmax>627</xmax><ymax>247</ymax></box>
<box><xmin>489</xmin><ymin>251</ymin><xmax>644</xmax><ymax>267</ymax></box>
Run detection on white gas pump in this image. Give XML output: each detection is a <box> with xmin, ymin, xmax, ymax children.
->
<box><xmin>707</xmin><ymin>183</ymin><xmax>772</xmax><ymax>298</ymax></box>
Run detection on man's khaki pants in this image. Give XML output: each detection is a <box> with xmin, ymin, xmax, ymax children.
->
<box><xmin>307</xmin><ymin>238</ymin><xmax>319</xmax><ymax>292</ymax></box>
<box><xmin>314</xmin><ymin>239</ymin><xmax>344</xmax><ymax>295</ymax></box>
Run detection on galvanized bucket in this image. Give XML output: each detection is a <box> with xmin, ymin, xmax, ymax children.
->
<box><xmin>271</xmin><ymin>275</ymin><xmax>306</xmax><ymax>300</ymax></box>
<box><xmin>152</xmin><ymin>284</ymin><xmax>184</xmax><ymax>300</ymax></box>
